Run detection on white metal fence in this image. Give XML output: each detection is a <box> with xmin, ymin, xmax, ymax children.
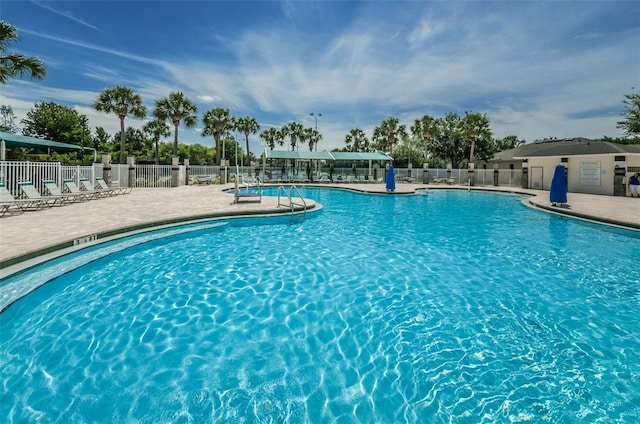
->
<box><xmin>135</xmin><ymin>165</ymin><xmax>173</xmax><ymax>188</ymax></box>
<box><xmin>0</xmin><ymin>161</ymin><xmax>525</xmax><ymax>195</ymax></box>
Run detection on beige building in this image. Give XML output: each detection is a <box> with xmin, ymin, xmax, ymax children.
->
<box><xmin>489</xmin><ymin>138</ymin><xmax>640</xmax><ymax>196</ymax></box>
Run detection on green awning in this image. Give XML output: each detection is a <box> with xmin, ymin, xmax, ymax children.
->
<box><xmin>264</xmin><ymin>149</ymin><xmax>392</xmax><ymax>161</ymax></box>
<box><xmin>265</xmin><ymin>150</ymin><xmax>334</xmax><ymax>160</ymax></box>
<box><xmin>329</xmin><ymin>151</ymin><xmax>393</xmax><ymax>161</ymax></box>
<box><xmin>1</xmin><ymin>131</ymin><xmax>85</xmax><ymax>153</ymax></box>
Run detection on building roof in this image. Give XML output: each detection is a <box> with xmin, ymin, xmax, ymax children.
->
<box><xmin>0</xmin><ymin>131</ymin><xmax>86</xmax><ymax>153</ymax></box>
<box><xmin>492</xmin><ymin>138</ymin><xmax>640</xmax><ymax>161</ymax></box>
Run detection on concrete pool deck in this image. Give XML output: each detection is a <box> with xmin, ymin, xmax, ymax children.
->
<box><xmin>0</xmin><ymin>183</ymin><xmax>638</xmax><ymax>277</ymax></box>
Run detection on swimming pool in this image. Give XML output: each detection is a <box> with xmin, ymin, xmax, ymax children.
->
<box><xmin>1</xmin><ymin>188</ymin><xmax>639</xmax><ymax>423</ymax></box>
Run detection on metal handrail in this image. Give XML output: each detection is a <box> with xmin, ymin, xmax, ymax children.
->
<box><xmin>277</xmin><ymin>185</ymin><xmax>307</xmax><ymax>215</ymax></box>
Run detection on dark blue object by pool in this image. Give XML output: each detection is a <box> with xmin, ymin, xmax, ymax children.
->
<box><xmin>550</xmin><ymin>164</ymin><xmax>567</xmax><ymax>205</ymax></box>
<box><xmin>386</xmin><ymin>164</ymin><xmax>396</xmax><ymax>191</ymax></box>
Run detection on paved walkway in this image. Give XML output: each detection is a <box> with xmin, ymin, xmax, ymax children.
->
<box><xmin>1</xmin><ymin>183</ymin><xmax>638</xmax><ymax>277</ymax></box>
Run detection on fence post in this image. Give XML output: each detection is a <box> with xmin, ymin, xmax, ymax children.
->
<box><xmin>521</xmin><ymin>159</ymin><xmax>529</xmax><ymax>189</ymax></box>
<box><xmin>171</xmin><ymin>156</ymin><xmax>179</xmax><ymax>187</ymax></box>
<box><xmin>127</xmin><ymin>156</ymin><xmax>136</xmax><ymax>188</ymax></box>
<box><xmin>184</xmin><ymin>159</ymin><xmax>190</xmax><ymax>186</ymax></box>
<box><xmin>102</xmin><ymin>154</ymin><xmax>112</xmax><ymax>185</ymax></box>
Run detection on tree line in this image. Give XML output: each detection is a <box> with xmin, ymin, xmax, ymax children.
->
<box><xmin>2</xmin><ymin>19</ymin><xmax>639</xmax><ymax>167</ymax></box>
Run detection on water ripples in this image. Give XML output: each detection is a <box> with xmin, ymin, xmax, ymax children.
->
<box><xmin>1</xmin><ymin>189</ymin><xmax>639</xmax><ymax>423</ymax></box>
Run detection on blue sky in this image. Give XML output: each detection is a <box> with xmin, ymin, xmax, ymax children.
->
<box><xmin>1</xmin><ymin>0</ymin><xmax>638</xmax><ymax>155</ymax></box>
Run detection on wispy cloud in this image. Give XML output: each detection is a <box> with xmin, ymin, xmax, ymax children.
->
<box><xmin>20</xmin><ymin>29</ymin><xmax>162</xmax><ymax>66</ymax></box>
<box><xmin>29</xmin><ymin>0</ymin><xmax>100</xmax><ymax>31</ymax></box>
<box><xmin>2</xmin><ymin>0</ymin><xmax>637</xmax><ymax>151</ymax></box>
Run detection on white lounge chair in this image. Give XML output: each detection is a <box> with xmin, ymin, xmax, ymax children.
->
<box><xmin>80</xmin><ymin>178</ymin><xmax>114</xmax><ymax>197</ymax></box>
<box><xmin>63</xmin><ymin>179</ymin><xmax>101</xmax><ymax>199</ymax></box>
<box><xmin>0</xmin><ymin>183</ymin><xmax>40</xmax><ymax>216</ymax></box>
<box><xmin>42</xmin><ymin>179</ymin><xmax>85</xmax><ymax>203</ymax></box>
<box><xmin>18</xmin><ymin>181</ymin><xmax>64</xmax><ymax>207</ymax></box>
<box><xmin>95</xmin><ymin>177</ymin><xmax>130</xmax><ymax>194</ymax></box>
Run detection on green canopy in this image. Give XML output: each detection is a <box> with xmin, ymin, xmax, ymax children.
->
<box><xmin>1</xmin><ymin>131</ymin><xmax>88</xmax><ymax>159</ymax></box>
<box><xmin>264</xmin><ymin>149</ymin><xmax>393</xmax><ymax>161</ymax></box>
<box><xmin>265</xmin><ymin>150</ymin><xmax>334</xmax><ymax>160</ymax></box>
<box><xmin>329</xmin><ymin>151</ymin><xmax>393</xmax><ymax>161</ymax></box>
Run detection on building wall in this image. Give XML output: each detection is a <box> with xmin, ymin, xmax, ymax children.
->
<box><xmin>526</xmin><ymin>154</ymin><xmax>640</xmax><ymax>196</ymax></box>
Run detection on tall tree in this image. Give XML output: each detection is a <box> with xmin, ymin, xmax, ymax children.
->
<box><xmin>344</xmin><ymin>128</ymin><xmax>368</xmax><ymax>152</ymax></box>
<box><xmin>429</xmin><ymin>112</ymin><xmax>466</xmax><ymax>168</ymax></box>
<box><xmin>0</xmin><ymin>104</ymin><xmax>19</xmax><ymax>132</ymax></box>
<box><xmin>304</xmin><ymin>127</ymin><xmax>322</xmax><ymax>151</ymax></box>
<box><xmin>260</xmin><ymin>127</ymin><xmax>279</xmax><ymax>150</ymax></box>
<box><xmin>372</xmin><ymin>117</ymin><xmax>407</xmax><ymax>155</ymax></box>
<box><xmin>495</xmin><ymin>135</ymin><xmax>525</xmax><ymax>151</ymax></box>
<box><xmin>143</xmin><ymin>118</ymin><xmax>171</xmax><ymax>165</ymax></box>
<box><xmin>201</xmin><ymin>107</ymin><xmax>233</xmax><ymax>165</ymax></box>
<box><xmin>276</xmin><ymin>129</ymin><xmax>286</xmax><ymax>148</ymax></box>
<box><xmin>282</xmin><ymin>121</ymin><xmax>304</xmax><ymax>151</ymax></box>
<box><xmin>114</xmin><ymin>127</ymin><xmax>148</xmax><ymax>156</ymax></box>
<box><xmin>94</xmin><ymin>85</ymin><xmax>146</xmax><ymax>163</ymax></box>
<box><xmin>94</xmin><ymin>126</ymin><xmax>113</xmax><ymax>153</ymax></box>
<box><xmin>617</xmin><ymin>90</ymin><xmax>640</xmax><ymax>138</ymax></box>
<box><xmin>0</xmin><ymin>20</ymin><xmax>47</xmax><ymax>84</ymax></box>
<box><xmin>21</xmin><ymin>101</ymin><xmax>85</xmax><ymax>144</ymax></box>
<box><xmin>154</xmin><ymin>91</ymin><xmax>198</xmax><ymax>158</ymax></box>
<box><xmin>411</xmin><ymin>115</ymin><xmax>440</xmax><ymax>161</ymax></box>
<box><xmin>235</xmin><ymin>116</ymin><xmax>260</xmax><ymax>163</ymax></box>
<box><xmin>459</xmin><ymin>111</ymin><xmax>492</xmax><ymax>163</ymax></box>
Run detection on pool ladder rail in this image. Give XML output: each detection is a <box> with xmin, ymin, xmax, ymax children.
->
<box><xmin>277</xmin><ymin>185</ymin><xmax>307</xmax><ymax>216</ymax></box>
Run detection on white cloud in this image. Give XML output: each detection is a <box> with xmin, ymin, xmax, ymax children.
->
<box><xmin>3</xmin><ymin>1</ymin><xmax>637</xmax><ymax>154</ymax></box>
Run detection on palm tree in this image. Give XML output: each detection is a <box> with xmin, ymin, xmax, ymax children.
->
<box><xmin>154</xmin><ymin>92</ymin><xmax>198</xmax><ymax>158</ymax></box>
<box><xmin>143</xmin><ymin>118</ymin><xmax>171</xmax><ymax>165</ymax></box>
<box><xmin>0</xmin><ymin>20</ymin><xmax>47</xmax><ymax>84</ymax></box>
<box><xmin>411</xmin><ymin>115</ymin><xmax>440</xmax><ymax>161</ymax></box>
<box><xmin>344</xmin><ymin>128</ymin><xmax>368</xmax><ymax>152</ymax></box>
<box><xmin>94</xmin><ymin>85</ymin><xmax>146</xmax><ymax>163</ymax></box>
<box><xmin>276</xmin><ymin>129</ymin><xmax>286</xmax><ymax>148</ymax></box>
<box><xmin>201</xmin><ymin>107</ymin><xmax>234</xmax><ymax>165</ymax></box>
<box><xmin>372</xmin><ymin>117</ymin><xmax>407</xmax><ymax>156</ymax></box>
<box><xmin>460</xmin><ymin>112</ymin><xmax>491</xmax><ymax>163</ymax></box>
<box><xmin>282</xmin><ymin>121</ymin><xmax>304</xmax><ymax>151</ymax></box>
<box><xmin>304</xmin><ymin>127</ymin><xmax>322</xmax><ymax>151</ymax></box>
<box><xmin>235</xmin><ymin>116</ymin><xmax>260</xmax><ymax>164</ymax></box>
<box><xmin>260</xmin><ymin>127</ymin><xmax>279</xmax><ymax>150</ymax></box>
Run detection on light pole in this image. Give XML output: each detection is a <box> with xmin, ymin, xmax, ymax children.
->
<box><xmin>310</xmin><ymin>112</ymin><xmax>322</xmax><ymax>152</ymax></box>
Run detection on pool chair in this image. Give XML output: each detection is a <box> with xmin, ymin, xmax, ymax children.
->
<box><xmin>42</xmin><ymin>179</ymin><xmax>85</xmax><ymax>203</ymax></box>
<box><xmin>0</xmin><ymin>183</ymin><xmax>41</xmax><ymax>216</ymax></box>
<box><xmin>17</xmin><ymin>181</ymin><xmax>66</xmax><ymax>207</ymax></box>
<box><xmin>95</xmin><ymin>177</ymin><xmax>130</xmax><ymax>194</ymax></box>
<box><xmin>63</xmin><ymin>179</ymin><xmax>101</xmax><ymax>200</ymax></box>
<box><xmin>80</xmin><ymin>178</ymin><xmax>115</xmax><ymax>197</ymax></box>
<box><xmin>293</xmin><ymin>173</ymin><xmax>309</xmax><ymax>183</ymax></box>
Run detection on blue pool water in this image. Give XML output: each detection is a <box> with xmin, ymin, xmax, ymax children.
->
<box><xmin>1</xmin><ymin>188</ymin><xmax>639</xmax><ymax>423</ymax></box>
